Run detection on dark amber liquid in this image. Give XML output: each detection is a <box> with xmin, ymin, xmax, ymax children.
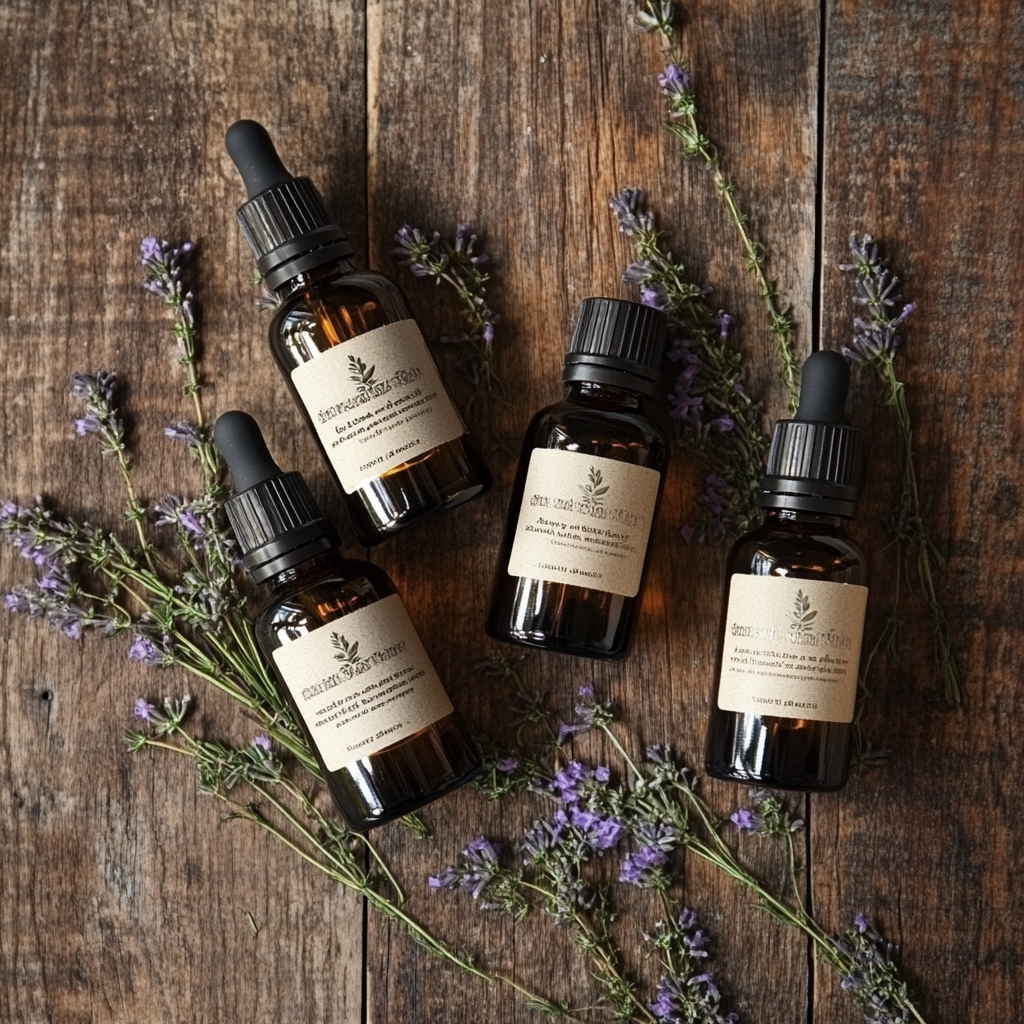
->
<box><xmin>256</xmin><ymin>549</ymin><xmax>481</xmax><ymax>831</ymax></box>
<box><xmin>704</xmin><ymin>508</ymin><xmax>868</xmax><ymax>791</ymax></box>
<box><xmin>486</xmin><ymin>381</ymin><xmax>668</xmax><ymax>660</ymax></box>
<box><xmin>269</xmin><ymin>261</ymin><xmax>491</xmax><ymax>545</ymax></box>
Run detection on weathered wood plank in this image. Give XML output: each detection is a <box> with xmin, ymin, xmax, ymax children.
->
<box><xmin>365</xmin><ymin>1</ymin><xmax>820</xmax><ymax>1021</ymax></box>
<box><xmin>817</xmin><ymin>2</ymin><xmax>1024</xmax><ymax>1022</ymax></box>
<box><xmin>0</xmin><ymin>1</ymin><xmax>367</xmax><ymax>1021</ymax></box>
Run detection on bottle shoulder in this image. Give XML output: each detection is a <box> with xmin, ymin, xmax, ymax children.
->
<box><xmin>268</xmin><ymin>266</ymin><xmax>412</xmax><ymax>365</ymax></box>
<box><xmin>523</xmin><ymin>397</ymin><xmax>669</xmax><ymax>465</ymax></box>
<box><xmin>726</xmin><ymin>520</ymin><xmax>868</xmax><ymax>585</ymax></box>
<box><xmin>255</xmin><ymin>556</ymin><xmax>397</xmax><ymax>649</ymax></box>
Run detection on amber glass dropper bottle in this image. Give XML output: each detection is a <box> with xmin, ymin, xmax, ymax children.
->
<box><xmin>704</xmin><ymin>351</ymin><xmax>868</xmax><ymax>792</ymax></box>
<box><xmin>487</xmin><ymin>298</ymin><xmax>669</xmax><ymax>660</ymax></box>
<box><xmin>224</xmin><ymin>120</ymin><xmax>491</xmax><ymax>546</ymax></box>
<box><xmin>214</xmin><ymin>410</ymin><xmax>480</xmax><ymax>831</ymax></box>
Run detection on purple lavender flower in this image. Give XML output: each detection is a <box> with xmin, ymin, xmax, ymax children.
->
<box><xmin>497</xmin><ymin>756</ymin><xmax>519</xmax><ymax>774</ymax></box>
<box><xmin>570</xmin><ymin>810</ymin><xmax>626</xmax><ymax>852</ymax></box>
<box><xmin>594</xmin><ymin>765</ymin><xmax>610</xmax><ymax>783</ymax></box>
<box><xmin>557</xmin><ymin>720</ymin><xmax>588</xmax><ymax>744</ymax></box>
<box><xmin>127</xmin><ymin>634</ymin><xmax>163</xmax><ymax>666</ymax></box>
<box><xmin>855</xmin><ymin>912</ymin><xmax>869</xmax><ymax>933</ymax></box>
<box><xmin>711</xmin><ymin>416</ymin><xmax>735</xmax><ymax>433</ymax></box>
<box><xmin>427</xmin><ymin>865</ymin><xmax>459</xmax><ymax>890</ymax></box>
<box><xmin>640</xmin><ymin>282</ymin><xmax>672</xmax><ymax>312</ymax></box>
<box><xmin>550</xmin><ymin>760</ymin><xmax>597</xmax><ymax>805</ymax></box>
<box><xmin>392</xmin><ymin>224</ymin><xmax>438</xmax><ymax>276</ymax></box>
<box><xmin>730</xmin><ymin>808</ymin><xmax>761</xmax><ymax>832</ymax></box>
<box><xmin>840</xmin><ymin>234</ymin><xmax>916</xmax><ymax>365</ymax></box>
<box><xmin>134</xmin><ymin>697</ymin><xmax>157</xmax><ymax>721</ymax></box>
<box><xmin>164</xmin><ymin>421</ymin><xmax>203</xmax><ymax>446</ymax></box>
<box><xmin>70</xmin><ymin>370</ymin><xmax>117</xmax><ymax>404</ymax></box>
<box><xmin>609</xmin><ymin>187</ymin><xmax>654</xmax><ymax>236</ymax></box>
<box><xmin>716</xmin><ymin>310</ymin><xmax>733</xmax><ymax>340</ymax></box>
<box><xmin>659</xmin><ymin>62</ymin><xmax>692</xmax><ymax>98</ymax></box>
<box><xmin>74</xmin><ymin>415</ymin><xmax>101</xmax><ymax>436</ymax></box>
<box><xmin>253</xmin><ymin>733</ymin><xmax>272</xmax><ymax>753</ymax></box>
<box><xmin>619</xmin><ymin>844</ymin><xmax>668</xmax><ymax>887</ymax></box>
<box><xmin>4</xmin><ymin>592</ymin><xmax>26</xmax><ymax>612</ymax></box>
<box><xmin>140</xmin><ymin>238</ymin><xmax>196</xmax><ymax>300</ymax></box>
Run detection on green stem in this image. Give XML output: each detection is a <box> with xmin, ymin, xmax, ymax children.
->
<box><xmin>878</xmin><ymin>355</ymin><xmax>962</xmax><ymax>704</ymax></box>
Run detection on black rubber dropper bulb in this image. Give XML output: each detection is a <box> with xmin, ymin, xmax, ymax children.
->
<box><xmin>224</xmin><ymin>120</ymin><xmax>295</xmax><ymax>199</ymax></box>
<box><xmin>792</xmin><ymin>349</ymin><xmax>850</xmax><ymax>423</ymax></box>
<box><xmin>223</xmin><ymin>119</ymin><xmax>354</xmax><ymax>291</ymax></box>
<box><xmin>214</xmin><ymin>409</ymin><xmax>284</xmax><ymax>489</ymax></box>
<box><xmin>214</xmin><ymin>411</ymin><xmax>337</xmax><ymax>584</ymax></box>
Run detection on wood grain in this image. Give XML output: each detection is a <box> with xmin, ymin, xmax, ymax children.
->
<box><xmin>365</xmin><ymin>1</ymin><xmax>819</xmax><ymax>1021</ymax></box>
<box><xmin>2</xmin><ymin>0</ymin><xmax>1023</xmax><ymax>1022</ymax></box>
<box><xmin>816</xmin><ymin>2</ymin><xmax>1024</xmax><ymax>1022</ymax></box>
<box><xmin>0</xmin><ymin>1</ymin><xmax>367</xmax><ymax>1021</ymax></box>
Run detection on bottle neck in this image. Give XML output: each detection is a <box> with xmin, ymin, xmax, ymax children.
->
<box><xmin>273</xmin><ymin>257</ymin><xmax>355</xmax><ymax>301</ymax></box>
<box><xmin>564</xmin><ymin>380</ymin><xmax>645</xmax><ymax>411</ymax></box>
<box><xmin>263</xmin><ymin>546</ymin><xmax>351</xmax><ymax>592</ymax></box>
<box><xmin>761</xmin><ymin>507</ymin><xmax>849</xmax><ymax>532</ymax></box>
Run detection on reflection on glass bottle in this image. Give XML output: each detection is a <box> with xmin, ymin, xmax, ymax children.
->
<box><xmin>215</xmin><ymin>411</ymin><xmax>480</xmax><ymax>832</ymax></box>
<box><xmin>704</xmin><ymin>351</ymin><xmax>868</xmax><ymax>791</ymax></box>
<box><xmin>487</xmin><ymin>298</ymin><xmax>669</xmax><ymax>660</ymax></box>
<box><xmin>225</xmin><ymin>120</ymin><xmax>491</xmax><ymax>545</ymax></box>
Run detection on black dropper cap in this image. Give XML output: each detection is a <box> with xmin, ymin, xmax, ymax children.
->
<box><xmin>215</xmin><ymin>411</ymin><xmax>338</xmax><ymax>584</ymax></box>
<box><xmin>758</xmin><ymin>350</ymin><xmax>863</xmax><ymax>518</ymax></box>
<box><xmin>225</xmin><ymin>120</ymin><xmax>355</xmax><ymax>292</ymax></box>
<box><xmin>562</xmin><ymin>298</ymin><xmax>668</xmax><ymax>397</ymax></box>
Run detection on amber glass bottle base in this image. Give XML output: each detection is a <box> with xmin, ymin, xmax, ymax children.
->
<box><xmin>325</xmin><ymin>714</ymin><xmax>483</xmax><ymax>832</ymax></box>
<box><xmin>703</xmin><ymin>710</ymin><xmax>851</xmax><ymax>792</ymax></box>
<box><xmin>485</xmin><ymin>625</ymin><xmax>629</xmax><ymax>661</ymax></box>
<box><xmin>355</xmin><ymin>479</ymin><xmax>487</xmax><ymax>546</ymax></box>
<box><xmin>703</xmin><ymin>762</ymin><xmax>847</xmax><ymax>793</ymax></box>
<box><xmin>343</xmin><ymin>761</ymin><xmax>483</xmax><ymax>832</ymax></box>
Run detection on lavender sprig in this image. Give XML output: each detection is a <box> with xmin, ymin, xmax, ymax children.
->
<box><xmin>140</xmin><ymin>238</ymin><xmax>220</xmax><ymax>488</ymax></box>
<box><xmin>840</xmin><ymin>235</ymin><xmax>962</xmax><ymax>706</ymax></box>
<box><xmin>611</xmin><ymin>188</ymin><xmax>767</xmax><ymax>540</ymax></box>
<box><xmin>3</xmin><ymin>238</ymin><xmax>566</xmax><ymax>1016</ymax></box>
<box><xmin>634</xmin><ymin>5</ymin><xmax>800</xmax><ymax>406</ymax></box>
<box><xmin>70</xmin><ymin>370</ymin><xmax>153</xmax><ymax>560</ymax></box>
<box><xmin>393</xmin><ymin>223</ymin><xmax>502</xmax><ymax>408</ymax></box>
<box><xmin>125</xmin><ymin>701</ymin><xmax>571</xmax><ymax>1015</ymax></box>
<box><xmin>466</xmin><ymin>675</ymin><xmax>927</xmax><ymax>1024</ymax></box>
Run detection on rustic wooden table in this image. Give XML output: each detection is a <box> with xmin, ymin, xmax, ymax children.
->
<box><xmin>2</xmin><ymin>1</ymin><xmax>1021</xmax><ymax>1022</ymax></box>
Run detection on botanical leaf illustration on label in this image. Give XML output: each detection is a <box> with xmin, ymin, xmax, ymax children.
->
<box><xmin>578</xmin><ymin>465</ymin><xmax>609</xmax><ymax>508</ymax></box>
<box><xmin>788</xmin><ymin>590</ymin><xmax>817</xmax><ymax>633</ymax></box>
<box><xmin>290</xmin><ymin>319</ymin><xmax>466</xmax><ymax>493</ymax></box>
<box><xmin>347</xmin><ymin>355</ymin><xmax>378</xmax><ymax>395</ymax></box>
<box><xmin>716</xmin><ymin>575</ymin><xmax>869</xmax><ymax>724</ymax></box>
<box><xmin>331</xmin><ymin>631</ymin><xmax>363</xmax><ymax>667</ymax></box>
<box><xmin>507</xmin><ymin>449</ymin><xmax>661</xmax><ymax>599</ymax></box>
<box><xmin>271</xmin><ymin>594</ymin><xmax>455</xmax><ymax>771</ymax></box>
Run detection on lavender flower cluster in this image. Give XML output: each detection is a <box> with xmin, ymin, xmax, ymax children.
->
<box><xmin>836</xmin><ymin>915</ymin><xmax>918</xmax><ymax>1024</ymax></box>
<box><xmin>839</xmin><ymin>235</ymin><xmax>916</xmax><ymax>366</ymax></box>
<box><xmin>431</xmin><ymin>684</ymin><xmax>738</xmax><ymax>1021</ymax></box>
<box><xmin>1</xmin><ymin>500</ymin><xmax>99</xmax><ymax>639</ymax></box>
<box><xmin>610</xmin><ymin>187</ymin><xmax>767</xmax><ymax>540</ymax></box>
<box><xmin>393</xmin><ymin>223</ymin><xmax>500</xmax><ymax>394</ymax></box>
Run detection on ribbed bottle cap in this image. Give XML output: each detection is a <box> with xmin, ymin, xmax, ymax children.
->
<box><xmin>562</xmin><ymin>297</ymin><xmax>668</xmax><ymax>397</ymax></box>
<box><xmin>758</xmin><ymin>351</ymin><xmax>863</xmax><ymax>517</ymax></box>
<box><xmin>226</xmin><ymin>120</ymin><xmax>355</xmax><ymax>292</ymax></box>
<box><xmin>215</xmin><ymin>411</ymin><xmax>338</xmax><ymax>584</ymax></box>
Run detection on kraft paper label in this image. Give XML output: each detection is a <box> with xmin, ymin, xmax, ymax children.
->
<box><xmin>717</xmin><ymin>575</ymin><xmax>869</xmax><ymax>724</ymax></box>
<box><xmin>506</xmin><ymin>449</ymin><xmax>661</xmax><ymax>599</ymax></box>
<box><xmin>271</xmin><ymin>594</ymin><xmax>454</xmax><ymax>770</ymax></box>
<box><xmin>290</xmin><ymin>319</ymin><xmax>466</xmax><ymax>493</ymax></box>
